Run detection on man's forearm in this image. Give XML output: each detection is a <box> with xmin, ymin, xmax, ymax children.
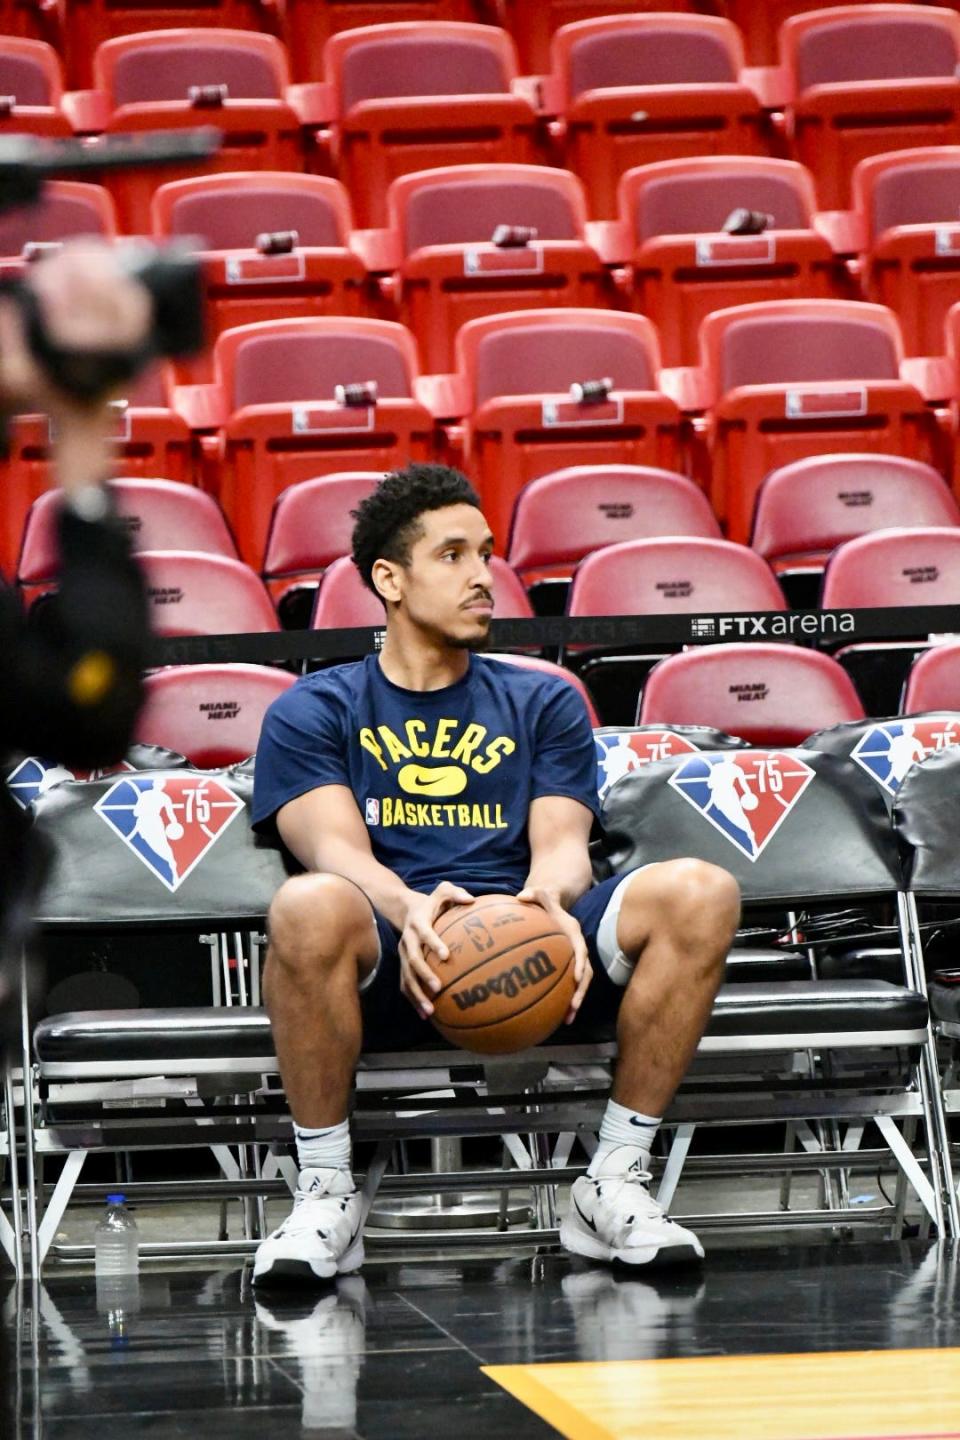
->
<box><xmin>524</xmin><ymin>839</ymin><xmax>593</xmax><ymax>911</ymax></box>
<box><xmin>310</xmin><ymin>837</ymin><xmax>419</xmax><ymax>930</ymax></box>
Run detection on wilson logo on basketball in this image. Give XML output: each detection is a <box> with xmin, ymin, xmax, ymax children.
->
<box><xmin>452</xmin><ymin>949</ymin><xmax>558</xmax><ymax>1011</ymax></box>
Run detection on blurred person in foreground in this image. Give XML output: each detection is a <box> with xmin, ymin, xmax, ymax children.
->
<box><xmin>0</xmin><ymin>242</ymin><xmax>154</xmax><ymax>1052</ymax></box>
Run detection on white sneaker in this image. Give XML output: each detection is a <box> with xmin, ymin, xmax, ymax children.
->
<box><xmin>253</xmin><ymin>1167</ymin><xmax>364</xmax><ymax>1287</ymax></box>
<box><xmin>559</xmin><ymin>1149</ymin><xmax>704</xmax><ymax>1268</ymax></box>
<box><xmin>254</xmin><ymin>1277</ymin><xmax>367</xmax><ymax>1430</ymax></box>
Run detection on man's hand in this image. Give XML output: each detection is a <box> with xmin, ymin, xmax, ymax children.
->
<box><xmin>516</xmin><ymin>886</ymin><xmax>592</xmax><ymax>1024</ymax></box>
<box><xmin>399</xmin><ymin>881</ymin><xmax>474</xmax><ymax>1019</ymax></box>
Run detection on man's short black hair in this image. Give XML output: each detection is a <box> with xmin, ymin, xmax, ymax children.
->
<box><xmin>350</xmin><ymin>463</ymin><xmax>481</xmax><ymax>595</ymax></box>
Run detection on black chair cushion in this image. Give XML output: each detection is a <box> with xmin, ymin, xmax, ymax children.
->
<box><xmin>33</xmin><ymin>979</ymin><xmax>928</xmax><ymax>1065</ymax></box>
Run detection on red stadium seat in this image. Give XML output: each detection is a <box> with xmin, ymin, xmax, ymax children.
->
<box><xmin>499</xmin><ymin>0</ymin><xmax>699</xmax><ymax>74</ymax></box>
<box><xmin>262</xmin><ymin>470</ymin><xmax>381</xmax><ymax>604</ymax></box>
<box><xmin>135</xmin><ymin>663</ymin><xmax>295</xmax><ymax>766</ymax></box>
<box><xmin>363</xmin><ymin>163</ymin><xmax>614</xmax><ymax>373</ymax></box>
<box><xmin>281</xmin><ymin>0</ymin><xmax>474</xmax><ymax>84</ymax></box>
<box><xmin>427</xmin><ymin>308</ymin><xmax>682</xmax><ymax>552</ymax></box>
<box><xmin>175</xmin><ymin>317</ymin><xmax>434</xmax><ymax>569</ymax></box>
<box><xmin>821</xmin><ymin>526</ymin><xmax>960</xmax><ymax>611</ymax></box>
<box><xmin>138</xmin><ymin>550</ymin><xmax>279</xmax><ymax>636</ymax></box>
<box><xmin>152</xmin><ymin>172</ymin><xmax>368</xmax><ymax>381</ymax></box>
<box><xmin>612</xmin><ymin>156</ymin><xmax>843</xmax><ymax>366</ymax></box>
<box><xmin>568</xmin><ymin>536</ymin><xmax>787</xmax><ymax>620</ymax></box>
<box><xmin>487</xmin><ymin>651</ymin><xmax>601</xmax><ymax>725</ymax></box>
<box><xmin>59</xmin><ymin>0</ymin><xmax>270</xmax><ymax>87</ymax></box>
<box><xmin>0</xmin><ymin>0</ymin><xmax>56</xmax><ymax>45</ymax></box>
<box><xmin>321</xmin><ymin>23</ymin><xmax>542</xmax><ymax>228</ymax></box>
<box><xmin>685</xmin><ymin>299</ymin><xmax>939</xmax><ymax>544</ymax></box>
<box><xmin>311</xmin><ymin>551</ymin><xmax>532</xmax><ymax>628</ymax></box>
<box><xmin>18</xmin><ymin>478</ymin><xmax>237</xmax><ymax>608</ymax></box>
<box><xmin>506</xmin><ymin>463</ymin><xmax>720</xmax><ymax>586</ymax></box>
<box><xmin>780</xmin><ymin>5</ymin><xmax>960</xmax><ymax>208</ymax></box>
<box><xmin>638</xmin><ymin>643</ymin><xmax>865</xmax><ymax>744</ymax></box>
<box><xmin>852</xmin><ymin>147</ymin><xmax>960</xmax><ymax>357</ymax></box>
<box><xmin>0</xmin><ymin>38</ymin><xmax>72</xmax><ymax>140</ymax></box>
<box><xmin>902</xmin><ymin>641</ymin><xmax>960</xmax><ymax>713</ymax></box>
<box><xmin>542</xmin><ymin>14</ymin><xmax>767</xmax><ymax>218</ymax></box>
<box><xmin>0</xmin><ymin>181</ymin><xmax>116</xmax><ymax>271</ymax></box>
<box><xmin>0</xmin><ymin>366</ymin><xmax>193</xmax><ymax>577</ymax></box>
<box><xmin>752</xmin><ymin>455</ymin><xmax>960</xmax><ymax>578</ymax></box>
<box><xmin>71</xmin><ymin>31</ymin><xmax>325</xmax><ymax>231</ymax></box>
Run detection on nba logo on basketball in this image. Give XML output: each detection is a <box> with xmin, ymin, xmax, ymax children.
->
<box><xmin>94</xmin><ymin>775</ymin><xmax>244</xmax><ymax>891</ymax></box>
<box><xmin>667</xmin><ymin>751</ymin><xmax>815</xmax><ymax>861</ymax></box>
<box><xmin>595</xmin><ymin>730</ymin><xmax>699</xmax><ymax>800</ymax></box>
<box><xmin>850</xmin><ymin>717</ymin><xmax>960</xmax><ymax>795</ymax></box>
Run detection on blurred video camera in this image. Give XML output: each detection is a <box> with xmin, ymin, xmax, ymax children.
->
<box><xmin>0</xmin><ymin>129</ymin><xmax>220</xmax><ymax>404</ymax></box>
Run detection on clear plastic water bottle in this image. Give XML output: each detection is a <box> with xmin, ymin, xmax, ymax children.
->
<box><xmin>95</xmin><ymin>1193</ymin><xmax>139</xmax><ymax>1277</ymax></box>
<box><xmin>95</xmin><ymin>1194</ymin><xmax>140</xmax><ymax>1344</ymax></box>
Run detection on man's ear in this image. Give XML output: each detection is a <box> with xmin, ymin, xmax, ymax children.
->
<box><xmin>371</xmin><ymin>557</ymin><xmax>402</xmax><ymax>606</ymax></box>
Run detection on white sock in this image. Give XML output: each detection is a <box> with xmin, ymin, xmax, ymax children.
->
<box><xmin>587</xmin><ymin>1100</ymin><xmax>661</xmax><ymax>1176</ymax></box>
<box><xmin>294</xmin><ymin>1119</ymin><xmax>352</xmax><ymax>1176</ymax></box>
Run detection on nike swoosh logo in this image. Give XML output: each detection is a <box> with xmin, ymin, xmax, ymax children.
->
<box><xmin>397</xmin><ymin>763</ymin><xmax>467</xmax><ymax>798</ymax></box>
<box><xmin>572</xmin><ymin>1194</ymin><xmax>597</xmax><ymax>1233</ymax></box>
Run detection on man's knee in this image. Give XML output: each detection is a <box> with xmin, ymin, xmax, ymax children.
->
<box><xmin>267</xmin><ymin>873</ymin><xmax>373</xmax><ymax>974</ymax></box>
<box><xmin>619</xmin><ymin>860</ymin><xmax>740</xmax><ymax>958</ymax></box>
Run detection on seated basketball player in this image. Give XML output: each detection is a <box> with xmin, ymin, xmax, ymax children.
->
<box><xmin>251</xmin><ymin>464</ymin><xmax>740</xmax><ymax>1285</ymax></box>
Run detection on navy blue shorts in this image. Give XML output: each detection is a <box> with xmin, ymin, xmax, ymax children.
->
<box><xmin>359</xmin><ymin>873</ymin><xmax>634</xmax><ymax>1052</ymax></box>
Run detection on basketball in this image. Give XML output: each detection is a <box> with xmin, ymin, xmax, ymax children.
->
<box><xmin>165</xmin><ymin>821</ymin><xmax>185</xmax><ymax>839</ymax></box>
<box><xmin>741</xmin><ymin>793</ymin><xmax>759</xmax><ymax>812</ymax></box>
<box><xmin>427</xmin><ymin>895</ymin><xmax>576</xmax><ymax>1055</ymax></box>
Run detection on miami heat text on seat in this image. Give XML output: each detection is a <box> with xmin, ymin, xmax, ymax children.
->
<box><xmin>174</xmin><ymin>316</ymin><xmax>434</xmax><ymax>569</ymax></box>
<box><xmin>138</xmin><ymin>551</ymin><xmax>279</xmax><ymax>636</ymax></box>
<box><xmin>638</xmin><ymin>642</ymin><xmax>865</xmax><ymax>745</ymax></box>
<box><xmin>136</xmin><ymin>665</ymin><xmax>295</xmax><ymax>766</ymax></box>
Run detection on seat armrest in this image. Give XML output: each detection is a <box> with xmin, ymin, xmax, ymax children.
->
<box><xmin>814</xmin><ymin>209</ymin><xmax>866</xmax><ymax>257</ymax></box>
<box><xmin>173</xmin><ymin>383</ymin><xmax>227</xmax><ymax>430</ymax></box>
<box><xmin>415</xmin><ymin>373</ymin><xmax>470</xmax><ymax>420</ymax></box>
<box><xmin>901</xmin><ymin>355</ymin><xmax>956</xmax><ymax>404</ymax></box>
<box><xmin>349</xmin><ymin>227</ymin><xmax>401</xmax><ymax>273</ymax></box>
<box><xmin>585</xmin><ymin>219</ymin><xmax>631</xmax><ymax>266</ymax></box>
<box><xmin>62</xmin><ymin>88</ymin><xmax>108</xmax><ymax>132</ymax></box>
<box><xmin>742</xmin><ymin>64</ymin><xmax>789</xmax><ymax>109</ymax></box>
<box><xmin>511</xmin><ymin>74</ymin><xmax>547</xmax><ymax>112</ymax></box>
<box><xmin>659</xmin><ymin>366</ymin><xmax>711</xmax><ymax>413</ymax></box>
<box><xmin>286</xmin><ymin>81</ymin><xmax>333</xmax><ymax>126</ymax></box>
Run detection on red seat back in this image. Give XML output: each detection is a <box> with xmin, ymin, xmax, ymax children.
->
<box><xmin>98</xmin><ymin>29</ymin><xmax>287</xmax><ymax>105</ymax></box>
<box><xmin>0</xmin><ymin>38</ymin><xmax>61</xmax><ymax>105</ymax></box>
<box><xmin>395</xmin><ymin>165</ymin><xmax>584</xmax><ymax>255</ymax></box>
<box><xmin>216</xmin><ymin>318</ymin><xmax>416</xmax><ymax>411</ymax></box>
<box><xmin>557</xmin><ymin>15</ymin><xmax>740</xmax><ymax>100</ymax></box>
<box><xmin>0</xmin><ymin>182</ymin><xmax>116</xmax><ymax>257</ymax></box>
<box><xmin>138</xmin><ymin>550</ymin><xmax>279</xmax><ymax>635</ymax></box>
<box><xmin>639</xmin><ymin>643</ymin><xmax>865</xmax><ymax>745</ymax></box>
<box><xmin>858</xmin><ymin>147</ymin><xmax>960</xmax><ymax>240</ymax></box>
<box><xmin>717</xmin><ymin>313</ymin><xmax>899</xmax><ymax>393</ymax></box>
<box><xmin>569</xmin><ymin>537</ymin><xmax>786</xmax><ymax>618</ymax></box>
<box><xmin>331</xmin><ymin>22</ymin><xmax>513</xmax><ymax>112</ymax></box>
<box><xmin>902</xmin><ymin>642</ymin><xmax>960</xmax><ymax>714</ymax></box>
<box><xmin>751</xmin><ymin>455</ymin><xmax>960</xmax><ymax>561</ymax></box>
<box><xmin>468</xmin><ymin>312</ymin><xmax>658</xmax><ymax>407</ymax></box>
<box><xmin>19</xmin><ymin>480</ymin><xmax>236</xmax><ymax>584</ymax></box>
<box><xmin>622</xmin><ymin>155</ymin><xmax>813</xmax><ymax>244</ymax></box>
<box><xmin>263</xmin><ymin>472</ymin><xmax>381</xmax><ymax>577</ymax></box>
<box><xmin>153</xmin><ymin>172</ymin><xmax>351</xmax><ymax>249</ymax></box>
<box><xmin>488</xmin><ymin>652</ymin><xmax>600</xmax><ymax>726</ymax></box>
<box><xmin>507</xmin><ymin>464</ymin><xmax>720</xmax><ymax>572</ymax></box>
<box><xmin>821</xmin><ymin>526</ymin><xmax>960</xmax><ymax>610</ymax></box>
<box><xmin>791</xmin><ymin>10</ymin><xmax>959</xmax><ymax>92</ymax></box>
<box><xmin>135</xmin><ymin>663</ymin><xmax>294</xmax><ymax>766</ymax></box>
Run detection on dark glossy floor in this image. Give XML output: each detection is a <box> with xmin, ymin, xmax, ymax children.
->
<box><xmin>1</xmin><ymin>1238</ymin><xmax>959</xmax><ymax>1439</ymax></box>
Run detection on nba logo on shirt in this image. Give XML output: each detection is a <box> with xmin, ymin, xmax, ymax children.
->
<box><xmin>365</xmin><ymin>798</ymin><xmax>380</xmax><ymax>826</ymax></box>
<box><xmin>6</xmin><ymin>757</ymin><xmax>135</xmax><ymax>810</ymax></box>
<box><xmin>668</xmin><ymin>751</ymin><xmax>815</xmax><ymax>861</ymax></box>
<box><xmin>94</xmin><ymin>775</ymin><xmax>244</xmax><ymax>892</ymax></box>
<box><xmin>595</xmin><ymin>731</ymin><xmax>699</xmax><ymax>800</ymax></box>
<box><xmin>850</xmin><ymin>717</ymin><xmax>960</xmax><ymax>795</ymax></box>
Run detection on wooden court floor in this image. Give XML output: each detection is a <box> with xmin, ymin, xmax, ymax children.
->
<box><xmin>487</xmin><ymin>1349</ymin><xmax>960</xmax><ymax>1440</ymax></box>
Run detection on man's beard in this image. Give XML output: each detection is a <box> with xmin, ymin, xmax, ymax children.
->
<box><xmin>449</xmin><ymin>625</ymin><xmax>492</xmax><ymax>652</ymax></box>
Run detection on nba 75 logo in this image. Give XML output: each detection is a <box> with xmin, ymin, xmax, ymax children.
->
<box><xmin>94</xmin><ymin>775</ymin><xmax>244</xmax><ymax>892</ymax></box>
<box><xmin>850</xmin><ymin>718</ymin><xmax>960</xmax><ymax>796</ymax></box>
<box><xmin>667</xmin><ymin>751</ymin><xmax>815</xmax><ymax>861</ymax></box>
<box><xmin>595</xmin><ymin>731</ymin><xmax>699</xmax><ymax>800</ymax></box>
<box><xmin>6</xmin><ymin>757</ymin><xmax>135</xmax><ymax>810</ymax></box>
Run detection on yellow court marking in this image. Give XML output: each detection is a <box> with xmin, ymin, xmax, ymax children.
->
<box><xmin>485</xmin><ymin>1348</ymin><xmax>960</xmax><ymax>1440</ymax></box>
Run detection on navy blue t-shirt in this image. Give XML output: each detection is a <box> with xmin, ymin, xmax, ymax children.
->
<box><xmin>252</xmin><ymin>654</ymin><xmax>599</xmax><ymax>894</ymax></box>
